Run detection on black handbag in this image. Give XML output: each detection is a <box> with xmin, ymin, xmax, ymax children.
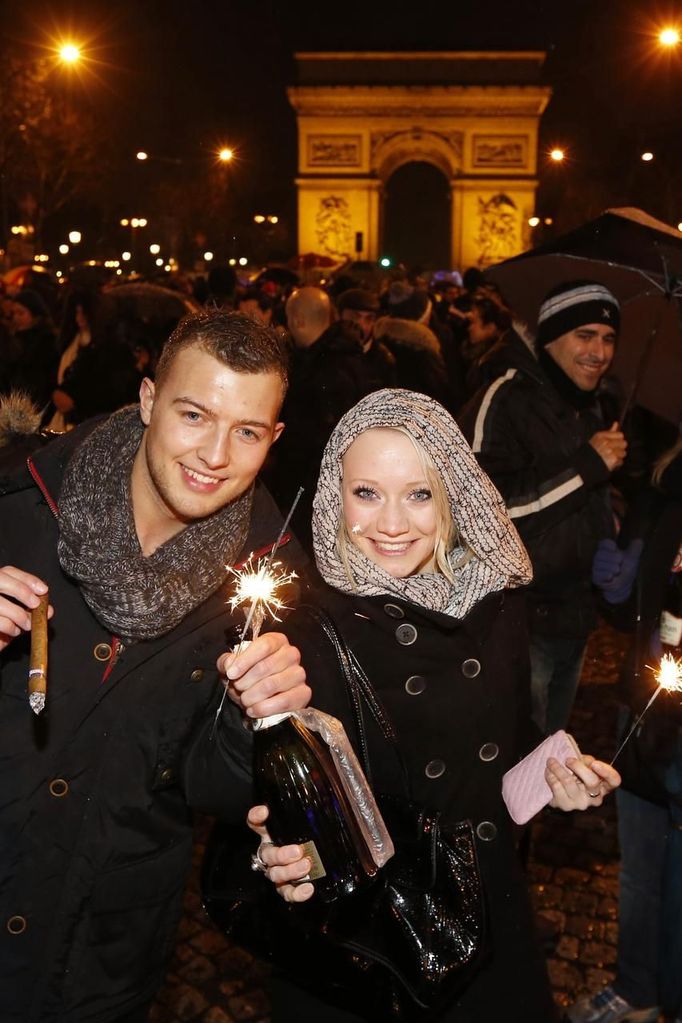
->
<box><xmin>202</xmin><ymin>608</ymin><xmax>488</xmax><ymax>1018</ymax></box>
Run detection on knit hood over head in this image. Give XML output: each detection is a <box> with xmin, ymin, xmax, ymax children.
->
<box><xmin>312</xmin><ymin>389</ymin><xmax>532</xmax><ymax>619</ymax></box>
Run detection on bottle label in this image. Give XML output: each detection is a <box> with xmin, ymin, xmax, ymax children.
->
<box><xmin>296</xmin><ymin>840</ymin><xmax>326</xmax><ymax>882</ymax></box>
<box><xmin>660</xmin><ymin>610</ymin><xmax>682</xmax><ymax>647</ymax></box>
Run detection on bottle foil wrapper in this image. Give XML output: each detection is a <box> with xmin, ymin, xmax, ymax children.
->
<box><xmin>294</xmin><ymin>707</ymin><xmax>395</xmax><ymax>868</ymax></box>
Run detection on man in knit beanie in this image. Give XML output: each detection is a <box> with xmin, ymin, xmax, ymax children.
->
<box><xmin>460</xmin><ymin>279</ymin><xmax>627</xmax><ymax>735</ymax></box>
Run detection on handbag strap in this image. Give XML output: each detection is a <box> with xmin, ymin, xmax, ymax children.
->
<box><xmin>303</xmin><ymin>605</ymin><xmax>412</xmax><ymax>798</ymax></box>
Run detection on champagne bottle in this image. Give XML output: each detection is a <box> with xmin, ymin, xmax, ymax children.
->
<box><xmin>252</xmin><ymin>712</ymin><xmax>378</xmax><ymax>903</ymax></box>
<box><xmin>660</xmin><ymin>569</ymin><xmax>682</xmax><ymax>658</ymax></box>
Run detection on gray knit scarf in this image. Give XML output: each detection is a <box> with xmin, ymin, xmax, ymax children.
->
<box><xmin>58</xmin><ymin>406</ymin><xmax>253</xmax><ymax>640</ymax></box>
<box><xmin>312</xmin><ymin>389</ymin><xmax>532</xmax><ymax>619</ymax></box>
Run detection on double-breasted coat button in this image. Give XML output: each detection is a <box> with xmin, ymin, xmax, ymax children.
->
<box><xmin>6</xmin><ymin>916</ymin><xmax>27</xmax><ymax>934</ymax></box>
<box><xmin>425</xmin><ymin>759</ymin><xmax>446</xmax><ymax>779</ymax></box>
<box><xmin>478</xmin><ymin>743</ymin><xmax>499</xmax><ymax>762</ymax></box>
<box><xmin>93</xmin><ymin>642</ymin><xmax>113</xmax><ymax>661</ymax></box>
<box><xmin>405</xmin><ymin>675</ymin><xmax>426</xmax><ymax>695</ymax></box>
<box><xmin>476</xmin><ymin>821</ymin><xmax>497</xmax><ymax>842</ymax></box>
<box><xmin>190</xmin><ymin>668</ymin><xmax>204</xmax><ymax>683</ymax></box>
<box><xmin>383</xmin><ymin>603</ymin><xmax>405</xmax><ymax>619</ymax></box>
<box><xmin>395</xmin><ymin>623</ymin><xmax>418</xmax><ymax>646</ymax></box>
<box><xmin>159</xmin><ymin>768</ymin><xmax>174</xmax><ymax>784</ymax></box>
<box><xmin>49</xmin><ymin>778</ymin><xmax>69</xmax><ymax>797</ymax></box>
<box><xmin>461</xmin><ymin>658</ymin><xmax>481</xmax><ymax>678</ymax></box>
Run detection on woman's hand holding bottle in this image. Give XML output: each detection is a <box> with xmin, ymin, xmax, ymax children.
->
<box><xmin>247</xmin><ymin>804</ymin><xmax>315</xmax><ymax>903</ymax></box>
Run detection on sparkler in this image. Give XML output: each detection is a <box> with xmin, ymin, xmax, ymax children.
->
<box><xmin>226</xmin><ymin>556</ymin><xmax>298</xmax><ymax>641</ymax></box>
<box><xmin>610</xmin><ymin>653</ymin><xmax>682</xmax><ymax>765</ymax></box>
<box><xmin>213</xmin><ymin>487</ymin><xmax>304</xmax><ymax>726</ymax></box>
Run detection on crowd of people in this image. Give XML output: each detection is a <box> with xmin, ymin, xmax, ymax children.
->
<box><xmin>0</xmin><ymin>255</ymin><xmax>680</xmax><ymax>1023</ymax></box>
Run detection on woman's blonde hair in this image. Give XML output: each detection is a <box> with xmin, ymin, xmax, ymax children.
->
<box><xmin>336</xmin><ymin>426</ymin><xmax>471</xmax><ymax>587</ymax></box>
<box><xmin>652</xmin><ymin>434</ymin><xmax>682</xmax><ymax>487</ymax></box>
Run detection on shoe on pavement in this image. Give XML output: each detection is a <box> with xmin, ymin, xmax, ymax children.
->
<box><xmin>564</xmin><ymin>985</ymin><xmax>659</xmax><ymax>1023</ymax></box>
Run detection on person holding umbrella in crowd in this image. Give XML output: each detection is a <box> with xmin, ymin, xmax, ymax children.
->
<box><xmin>460</xmin><ymin>281</ymin><xmax>628</xmax><ymax>735</ymax></box>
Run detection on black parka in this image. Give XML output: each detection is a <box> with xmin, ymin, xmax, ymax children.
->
<box><xmin>266</xmin><ymin>584</ymin><xmax>556</xmax><ymax>1022</ymax></box>
<box><xmin>459</xmin><ymin>357</ymin><xmax>614</xmax><ymax>638</ymax></box>
<box><xmin>0</xmin><ymin>427</ymin><xmax>305</xmax><ymax>1022</ymax></box>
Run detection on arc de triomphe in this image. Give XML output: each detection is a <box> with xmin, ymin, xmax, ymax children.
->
<box><xmin>287</xmin><ymin>52</ymin><xmax>551</xmax><ymax>269</ymax></box>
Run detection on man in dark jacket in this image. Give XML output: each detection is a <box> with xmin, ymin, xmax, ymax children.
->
<box><xmin>264</xmin><ymin>285</ymin><xmax>377</xmax><ymax>552</ymax></box>
<box><xmin>373</xmin><ymin>281</ymin><xmax>452</xmax><ymax>410</ymax></box>
<box><xmin>0</xmin><ymin>311</ymin><xmax>310</xmax><ymax>1022</ymax></box>
<box><xmin>459</xmin><ymin>280</ymin><xmax>627</xmax><ymax>734</ymax></box>
<box><xmin>336</xmin><ymin>287</ymin><xmax>397</xmax><ymax>391</ymax></box>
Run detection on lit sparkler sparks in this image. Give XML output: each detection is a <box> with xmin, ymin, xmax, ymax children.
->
<box><xmin>611</xmin><ymin>653</ymin><xmax>682</xmax><ymax>765</ymax></box>
<box><xmin>227</xmin><ymin>556</ymin><xmax>298</xmax><ymax>640</ymax></box>
<box><xmin>213</xmin><ymin>486</ymin><xmax>304</xmax><ymax>729</ymax></box>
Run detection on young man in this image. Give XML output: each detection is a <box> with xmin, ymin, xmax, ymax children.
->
<box><xmin>0</xmin><ymin>311</ymin><xmax>310</xmax><ymax>1022</ymax></box>
<box><xmin>460</xmin><ymin>281</ymin><xmax>627</xmax><ymax>735</ymax></box>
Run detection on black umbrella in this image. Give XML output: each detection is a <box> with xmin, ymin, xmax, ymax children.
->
<box><xmin>487</xmin><ymin>207</ymin><xmax>682</xmax><ymax>423</ymax></box>
<box><xmin>104</xmin><ymin>282</ymin><xmax>199</xmax><ymax>323</ymax></box>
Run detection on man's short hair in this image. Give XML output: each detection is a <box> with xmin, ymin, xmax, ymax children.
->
<box><xmin>237</xmin><ymin>287</ymin><xmax>274</xmax><ymax>314</ymax></box>
<box><xmin>155</xmin><ymin>310</ymin><xmax>288</xmax><ymax>391</ymax></box>
<box><xmin>336</xmin><ymin>288</ymin><xmax>380</xmax><ymax>315</ymax></box>
<box><xmin>470</xmin><ymin>296</ymin><xmax>512</xmax><ymax>332</ymax></box>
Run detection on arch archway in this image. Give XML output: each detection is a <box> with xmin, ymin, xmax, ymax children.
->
<box><xmin>382</xmin><ymin>161</ymin><xmax>451</xmax><ymax>269</ymax></box>
<box><xmin>288</xmin><ymin>52</ymin><xmax>550</xmax><ymax>268</ymax></box>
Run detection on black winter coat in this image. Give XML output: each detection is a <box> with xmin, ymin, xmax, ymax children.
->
<box><xmin>459</xmin><ymin>357</ymin><xmax>614</xmax><ymax>638</ymax></box>
<box><xmin>267</xmin><ymin>584</ymin><xmax>555</xmax><ymax>1022</ymax></box>
<box><xmin>0</xmin><ymin>428</ymin><xmax>306</xmax><ymax>1022</ymax></box>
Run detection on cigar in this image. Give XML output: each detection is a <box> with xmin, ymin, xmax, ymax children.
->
<box><xmin>28</xmin><ymin>592</ymin><xmax>49</xmax><ymax>715</ymax></box>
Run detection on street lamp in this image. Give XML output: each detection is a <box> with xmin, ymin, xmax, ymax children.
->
<box><xmin>549</xmin><ymin>148</ymin><xmax>565</xmax><ymax>162</ymax></box>
<box><xmin>57</xmin><ymin>42</ymin><xmax>81</xmax><ymax>64</ymax></box>
<box><xmin>641</xmin><ymin>151</ymin><xmax>655</xmax><ymax>162</ymax></box>
<box><xmin>659</xmin><ymin>27</ymin><xmax>680</xmax><ymax>47</ymax></box>
<box><xmin>218</xmin><ymin>147</ymin><xmax>234</xmax><ymax>163</ymax></box>
<box><xmin>68</xmin><ymin>230</ymin><xmax>81</xmax><ymax>244</ymax></box>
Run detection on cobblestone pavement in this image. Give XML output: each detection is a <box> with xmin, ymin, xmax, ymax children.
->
<box><xmin>151</xmin><ymin>622</ymin><xmax>633</xmax><ymax>1023</ymax></box>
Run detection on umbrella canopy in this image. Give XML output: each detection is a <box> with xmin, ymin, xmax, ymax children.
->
<box><xmin>254</xmin><ymin>266</ymin><xmax>300</xmax><ymax>288</ymax></box>
<box><xmin>287</xmin><ymin>252</ymin><xmax>339</xmax><ymax>270</ymax></box>
<box><xmin>103</xmin><ymin>282</ymin><xmax>198</xmax><ymax>323</ymax></box>
<box><xmin>487</xmin><ymin>208</ymin><xmax>682</xmax><ymax>424</ymax></box>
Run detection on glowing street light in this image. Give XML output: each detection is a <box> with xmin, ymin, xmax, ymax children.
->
<box><xmin>218</xmin><ymin>147</ymin><xmax>234</xmax><ymax>163</ymax></box>
<box><xmin>641</xmin><ymin>151</ymin><xmax>655</xmax><ymax>162</ymax></box>
<box><xmin>121</xmin><ymin>251</ymin><xmax>132</xmax><ymax>261</ymax></box>
<box><xmin>149</xmin><ymin>243</ymin><xmax>161</xmax><ymax>255</ymax></box>
<box><xmin>136</xmin><ymin>151</ymin><xmax>149</xmax><ymax>161</ymax></box>
<box><xmin>528</xmin><ymin>216</ymin><xmax>541</xmax><ymax>227</ymax></box>
<box><xmin>58</xmin><ymin>42</ymin><xmax>81</xmax><ymax>64</ymax></box>
<box><xmin>68</xmin><ymin>230</ymin><xmax>81</xmax><ymax>244</ymax></box>
<box><xmin>203</xmin><ymin>251</ymin><xmax>214</xmax><ymax>261</ymax></box>
<box><xmin>59</xmin><ymin>244</ymin><xmax>69</xmax><ymax>255</ymax></box>
<box><xmin>659</xmin><ymin>27</ymin><xmax>680</xmax><ymax>46</ymax></box>
<box><xmin>549</xmin><ymin>148</ymin><xmax>565</xmax><ymax>162</ymax></box>
<box><xmin>253</xmin><ymin>215</ymin><xmax>265</xmax><ymax>224</ymax></box>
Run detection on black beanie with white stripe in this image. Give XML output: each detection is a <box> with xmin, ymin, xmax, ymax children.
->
<box><xmin>536</xmin><ymin>280</ymin><xmax>620</xmax><ymax>349</ymax></box>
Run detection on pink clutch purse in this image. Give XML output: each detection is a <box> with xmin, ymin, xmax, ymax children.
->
<box><xmin>502</xmin><ymin>730</ymin><xmax>582</xmax><ymax>825</ymax></box>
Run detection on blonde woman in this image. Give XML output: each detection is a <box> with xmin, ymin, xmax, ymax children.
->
<box><xmin>234</xmin><ymin>389</ymin><xmax>620</xmax><ymax>1022</ymax></box>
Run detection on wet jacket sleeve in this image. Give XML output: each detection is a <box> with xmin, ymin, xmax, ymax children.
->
<box><xmin>182</xmin><ymin>697</ymin><xmax>254</xmax><ymax>819</ymax></box>
<box><xmin>464</xmin><ymin>372</ymin><xmax>611</xmax><ymax>540</ymax></box>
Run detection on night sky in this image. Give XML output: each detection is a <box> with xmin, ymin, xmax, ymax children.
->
<box><xmin>4</xmin><ymin>0</ymin><xmax>682</xmax><ymax>254</ymax></box>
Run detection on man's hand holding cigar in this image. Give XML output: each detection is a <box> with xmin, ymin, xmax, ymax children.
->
<box><xmin>0</xmin><ymin>566</ymin><xmax>53</xmax><ymax>652</ymax></box>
